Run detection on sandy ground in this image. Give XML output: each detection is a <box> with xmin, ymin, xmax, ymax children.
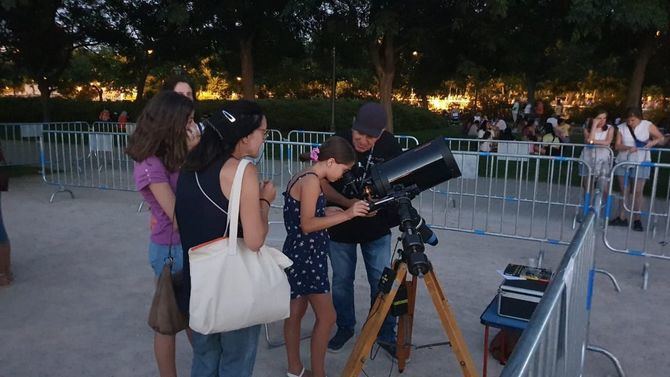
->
<box><xmin>1</xmin><ymin>175</ymin><xmax>668</xmax><ymax>377</ymax></box>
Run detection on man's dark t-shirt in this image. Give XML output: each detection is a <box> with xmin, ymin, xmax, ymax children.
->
<box><xmin>328</xmin><ymin>129</ymin><xmax>403</xmax><ymax>243</ymax></box>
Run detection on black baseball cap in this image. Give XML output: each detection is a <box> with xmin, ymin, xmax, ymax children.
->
<box><xmin>353</xmin><ymin>102</ymin><xmax>386</xmax><ymax>137</ymax></box>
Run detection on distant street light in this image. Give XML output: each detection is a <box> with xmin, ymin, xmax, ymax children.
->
<box><xmin>147</xmin><ymin>49</ymin><xmax>154</xmax><ymax>55</ymax></box>
<box><xmin>412</xmin><ymin>50</ymin><xmax>419</xmax><ymax>57</ymax></box>
<box><xmin>236</xmin><ymin>76</ymin><xmax>242</xmax><ymax>82</ymax></box>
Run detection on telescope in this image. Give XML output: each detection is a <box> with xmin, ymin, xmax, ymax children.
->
<box><xmin>346</xmin><ymin>137</ymin><xmax>461</xmax><ymax>275</ymax></box>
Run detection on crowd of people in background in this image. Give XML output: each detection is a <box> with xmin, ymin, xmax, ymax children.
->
<box><xmin>461</xmin><ymin>99</ymin><xmax>667</xmax><ymax>233</ymax></box>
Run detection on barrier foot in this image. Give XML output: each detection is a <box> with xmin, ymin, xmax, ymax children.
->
<box><xmin>587</xmin><ymin>344</ymin><xmax>626</xmax><ymax>377</ymax></box>
<box><xmin>594</xmin><ymin>268</ymin><xmax>621</xmax><ymax>292</ymax></box>
<box><xmin>642</xmin><ymin>262</ymin><xmax>650</xmax><ymax>290</ymax></box>
<box><xmin>49</xmin><ymin>186</ymin><xmax>74</xmax><ymax>203</ymax></box>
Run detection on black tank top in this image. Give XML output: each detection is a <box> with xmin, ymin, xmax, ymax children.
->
<box><xmin>174</xmin><ymin>157</ymin><xmax>243</xmax><ymax>313</ymax></box>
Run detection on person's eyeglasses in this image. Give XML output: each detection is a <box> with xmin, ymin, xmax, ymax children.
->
<box><xmin>255</xmin><ymin>129</ymin><xmax>270</xmax><ymax>139</ymax></box>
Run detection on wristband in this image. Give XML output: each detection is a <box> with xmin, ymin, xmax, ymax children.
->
<box><xmin>260</xmin><ymin>198</ymin><xmax>271</xmax><ymax>207</ymax></box>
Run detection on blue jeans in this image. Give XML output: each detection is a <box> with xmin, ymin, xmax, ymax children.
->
<box><xmin>148</xmin><ymin>242</ymin><xmax>183</xmax><ymax>277</ymax></box>
<box><xmin>191</xmin><ymin>325</ymin><xmax>261</xmax><ymax>377</ymax></box>
<box><xmin>329</xmin><ymin>234</ymin><xmax>396</xmax><ymax>343</ymax></box>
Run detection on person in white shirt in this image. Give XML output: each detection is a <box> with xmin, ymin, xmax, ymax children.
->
<box><xmin>523</xmin><ymin>102</ymin><xmax>532</xmax><ymax>118</ymax></box>
<box><xmin>608</xmin><ymin>107</ymin><xmax>664</xmax><ymax>231</ymax></box>
<box><xmin>579</xmin><ymin>110</ymin><xmax>614</xmax><ymax>204</ymax></box>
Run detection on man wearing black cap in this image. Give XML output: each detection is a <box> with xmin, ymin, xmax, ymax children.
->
<box><xmin>321</xmin><ymin>102</ymin><xmax>403</xmax><ymax>358</ymax></box>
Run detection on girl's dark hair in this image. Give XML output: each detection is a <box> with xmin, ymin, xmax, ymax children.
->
<box><xmin>624</xmin><ymin>106</ymin><xmax>643</xmax><ymax>119</ymax></box>
<box><xmin>163</xmin><ymin>75</ymin><xmax>195</xmax><ymax>92</ymax></box>
<box><xmin>594</xmin><ymin>109</ymin><xmax>609</xmax><ymax>131</ymax></box>
<box><xmin>182</xmin><ymin>100</ymin><xmax>264</xmax><ymax>171</ymax></box>
<box><xmin>126</xmin><ymin>90</ymin><xmax>193</xmax><ymax>172</ymax></box>
<box><xmin>317</xmin><ymin>136</ymin><xmax>357</xmax><ymax>165</ymax></box>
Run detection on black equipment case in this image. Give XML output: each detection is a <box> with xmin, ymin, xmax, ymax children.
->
<box><xmin>497</xmin><ymin>279</ymin><xmax>548</xmax><ymax>321</ymax></box>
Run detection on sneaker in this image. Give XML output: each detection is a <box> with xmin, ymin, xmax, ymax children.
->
<box><xmin>608</xmin><ymin>217</ymin><xmax>629</xmax><ymax>227</ymax></box>
<box><xmin>633</xmin><ymin>220</ymin><xmax>643</xmax><ymax>232</ymax></box>
<box><xmin>377</xmin><ymin>341</ymin><xmax>397</xmax><ymax>360</ymax></box>
<box><xmin>328</xmin><ymin>328</ymin><xmax>354</xmax><ymax>353</ymax></box>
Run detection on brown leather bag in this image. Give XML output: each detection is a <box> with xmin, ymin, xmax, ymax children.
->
<box><xmin>147</xmin><ymin>260</ymin><xmax>188</xmax><ymax>335</ymax></box>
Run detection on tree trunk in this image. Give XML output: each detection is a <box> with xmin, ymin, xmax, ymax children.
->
<box><xmin>240</xmin><ymin>36</ymin><xmax>255</xmax><ymax>100</ymax></box>
<box><xmin>420</xmin><ymin>93</ymin><xmax>429</xmax><ymax>109</ymax></box>
<box><xmin>625</xmin><ymin>34</ymin><xmax>656</xmax><ymax>110</ymax></box>
<box><xmin>134</xmin><ymin>70</ymin><xmax>148</xmax><ymax>103</ymax></box>
<box><xmin>37</xmin><ymin>80</ymin><xmax>52</xmax><ymax>122</ymax></box>
<box><xmin>370</xmin><ymin>33</ymin><xmax>396</xmax><ymax>133</ymax></box>
<box><xmin>526</xmin><ymin>77</ymin><xmax>536</xmax><ymax>109</ymax></box>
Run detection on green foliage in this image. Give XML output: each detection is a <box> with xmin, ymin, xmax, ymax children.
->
<box><xmin>0</xmin><ymin>97</ymin><xmax>451</xmax><ymax>136</ymax></box>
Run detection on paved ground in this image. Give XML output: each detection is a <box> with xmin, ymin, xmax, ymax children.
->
<box><xmin>1</xmin><ymin>175</ymin><xmax>669</xmax><ymax>377</ymax></box>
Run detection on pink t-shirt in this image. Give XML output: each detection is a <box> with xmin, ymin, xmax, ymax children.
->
<box><xmin>134</xmin><ymin>156</ymin><xmax>180</xmax><ymax>245</ymax></box>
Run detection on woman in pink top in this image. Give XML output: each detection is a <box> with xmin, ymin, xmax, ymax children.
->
<box><xmin>127</xmin><ymin>90</ymin><xmax>199</xmax><ymax>377</ymax></box>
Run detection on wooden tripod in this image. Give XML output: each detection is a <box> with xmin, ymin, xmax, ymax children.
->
<box><xmin>340</xmin><ymin>261</ymin><xmax>479</xmax><ymax>377</ymax></box>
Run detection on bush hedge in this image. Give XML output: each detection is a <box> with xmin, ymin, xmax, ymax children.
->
<box><xmin>0</xmin><ymin>97</ymin><xmax>454</xmax><ymax>139</ymax></box>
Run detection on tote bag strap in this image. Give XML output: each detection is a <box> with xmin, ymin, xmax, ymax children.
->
<box><xmin>226</xmin><ymin>158</ymin><xmax>251</xmax><ymax>254</ymax></box>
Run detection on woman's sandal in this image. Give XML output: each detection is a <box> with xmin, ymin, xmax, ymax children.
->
<box><xmin>287</xmin><ymin>367</ymin><xmax>307</xmax><ymax>377</ymax></box>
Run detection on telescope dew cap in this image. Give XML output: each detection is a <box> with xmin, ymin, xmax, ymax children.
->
<box><xmin>353</xmin><ymin>102</ymin><xmax>386</xmax><ymax>137</ymax></box>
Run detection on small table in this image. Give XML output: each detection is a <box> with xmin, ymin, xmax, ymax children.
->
<box><xmin>480</xmin><ymin>295</ymin><xmax>528</xmax><ymax>377</ymax></box>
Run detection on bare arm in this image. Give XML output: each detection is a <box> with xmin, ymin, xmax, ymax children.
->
<box><xmin>614</xmin><ymin>129</ymin><xmax>630</xmax><ymax>152</ymax></box>
<box><xmin>645</xmin><ymin>123</ymin><xmax>664</xmax><ymax>148</ymax></box>
<box><xmin>298</xmin><ymin>175</ymin><xmax>368</xmax><ymax>233</ymax></box>
<box><xmin>591</xmin><ymin>127</ymin><xmax>614</xmax><ymax>146</ymax></box>
<box><xmin>148</xmin><ymin>182</ymin><xmax>177</xmax><ymax>230</ymax></box>
<box><xmin>320</xmin><ymin>179</ymin><xmax>357</xmax><ymax>208</ymax></box>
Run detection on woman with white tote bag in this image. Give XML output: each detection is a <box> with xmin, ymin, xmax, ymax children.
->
<box><xmin>175</xmin><ymin>100</ymin><xmax>286</xmax><ymax>377</ymax></box>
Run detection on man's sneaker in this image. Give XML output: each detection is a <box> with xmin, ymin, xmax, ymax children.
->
<box><xmin>377</xmin><ymin>341</ymin><xmax>397</xmax><ymax>360</ymax></box>
<box><xmin>608</xmin><ymin>217</ymin><xmax>629</xmax><ymax>227</ymax></box>
<box><xmin>633</xmin><ymin>220</ymin><xmax>644</xmax><ymax>232</ymax></box>
<box><xmin>328</xmin><ymin>328</ymin><xmax>354</xmax><ymax>353</ymax></box>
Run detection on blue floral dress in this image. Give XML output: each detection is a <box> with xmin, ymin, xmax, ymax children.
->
<box><xmin>282</xmin><ymin>172</ymin><xmax>330</xmax><ymax>299</ymax></box>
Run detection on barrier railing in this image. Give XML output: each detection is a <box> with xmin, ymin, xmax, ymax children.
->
<box><xmin>425</xmin><ymin>146</ymin><xmax>592</xmax><ymax>245</ymax></box>
<box><xmin>41</xmin><ymin>123</ymin><xmax>134</xmax><ymax>202</ymax></box>
<box><xmin>286</xmin><ymin>130</ymin><xmax>419</xmax><ymax>151</ymax></box>
<box><xmin>0</xmin><ymin>123</ymin><xmax>46</xmax><ymax>167</ymax></box>
<box><xmin>501</xmin><ymin>190</ymin><xmax>624</xmax><ymax>377</ymax></box>
<box><xmin>500</xmin><ymin>209</ymin><xmax>597</xmax><ymax>376</ymax></box>
<box><xmin>286</xmin><ymin>130</ymin><xmax>333</xmax><ymax>145</ymax></box>
<box><xmin>604</xmin><ymin>160</ymin><xmax>670</xmax><ymax>262</ymax></box>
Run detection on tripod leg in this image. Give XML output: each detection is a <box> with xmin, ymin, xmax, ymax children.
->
<box><xmin>341</xmin><ymin>263</ymin><xmax>408</xmax><ymax>377</ymax></box>
<box><xmin>397</xmin><ymin>274</ymin><xmax>417</xmax><ymax>372</ymax></box>
<box><xmin>423</xmin><ymin>270</ymin><xmax>479</xmax><ymax>377</ymax></box>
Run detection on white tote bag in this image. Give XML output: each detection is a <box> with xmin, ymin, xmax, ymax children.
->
<box><xmin>188</xmin><ymin>159</ymin><xmax>293</xmax><ymax>334</ymax></box>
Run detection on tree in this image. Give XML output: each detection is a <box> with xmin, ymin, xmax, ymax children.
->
<box><xmin>570</xmin><ymin>0</ymin><xmax>670</xmax><ymax>109</ymax></box>
<box><xmin>94</xmin><ymin>0</ymin><xmax>207</xmax><ymax>102</ymax></box>
<box><xmin>195</xmin><ymin>0</ymin><xmax>296</xmax><ymax>100</ymax></box>
<box><xmin>0</xmin><ymin>0</ymin><xmax>98</xmax><ymax>120</ymax></box>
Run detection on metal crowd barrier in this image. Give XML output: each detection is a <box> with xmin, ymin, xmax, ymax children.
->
<box><xmin>603</xmin><ymin>160</ymin><xmax>670</xmax><ymax>289</ymax></box>
<box><xmin>424</xmin><ymin>140</ymin><xmax>593</xmax><ymax>245</ymax></box>
<box><xmin>286</xmin><ymin>129</ymin><xmax>419</xmax><ymax>151</ymax></box>
<box><xmin>500</xmin><ymin>207</ymin><xmax>616</xmax><ymax>376</ymax></box>
<box><xmin>0</xmin><ymin>123</ymin><xmax>50</xmax><ymax>167</ymax></box>
<box><xmin>286</xmin><ymin>130</ymin><xmax>333</xmax><ymax>145</ymax></box>
<box><xmin>41</xmin><ymin>123</ymin><xmax>135</xmax><ymax>202</ymax></box>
